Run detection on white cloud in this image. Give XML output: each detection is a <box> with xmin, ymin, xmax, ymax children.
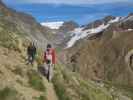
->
<box><xmin>5</xmin><ymin>0</ymin><xmax>132</xmax><ymax>5</ymax></box>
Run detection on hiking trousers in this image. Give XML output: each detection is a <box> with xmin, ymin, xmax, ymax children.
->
<box><xmin>28</xmin><ymin>54</ymin><xmax>35</xmax><ymax>64</ymax></box>
<box><xmin>47</xmin><ymin>63</ymin><xmax>54</xmax><ymax>81</ymax></box>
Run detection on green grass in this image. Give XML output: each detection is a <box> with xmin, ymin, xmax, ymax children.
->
<box><xmin>52</xmin><ymin>64</ymin><xmax>116</xmax><ymax>100</ymax></box>
<box><xmin>52</xmin><ymin>74</ymin><xmax>71</xmax><ymax>100</ymax></box>
<box><xmin>0</xmin><ymin>87</ymin><xmax>19</xmax><ymax>100</ymax></box>
<box><xmin>105</xmin><ymin>81</ymin><xmax>133</xmax><ymax>99</ymax></box>
<box><xmin>55</xmin><ymin>47</ymin><xmax>63</xmax><ymax>53</ymax></box>
<box><xmin>78</xmin><ymin>80</ymin><xmax>113</xmax><ymax>100</ymax></box>
<box><xmin>52</xmin><ymin>64</ymin><xmax>71</xmax><ymax>100</ymax></box>
<box><xmin>27</xmin><ymin>70</ymin><xmax>45</xmax><ymax>92</ymax></box>
<box><xmin>34</xmin><ymin>95</ymin><xmax>46</xmax><ymax>100</ymax></box>
<box><xmin>0</xmin><ymin>18</ymin><xmax>25</xmax><ymax>51</ymax></box>
<box><xmin>36</xmin><ymin>49</ymin><xmax>44</xmax><ymax>65</ymax></box>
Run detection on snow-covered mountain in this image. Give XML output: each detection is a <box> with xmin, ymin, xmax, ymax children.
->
<box><xmin>66</xmin><ymin>17</ymin><xmax>121</xmax><ymax>48</ymax></box>
<box><xmin>41</xmin><ymin>21</ymin><xmax>64</xmax><ymax>29</ymax></box>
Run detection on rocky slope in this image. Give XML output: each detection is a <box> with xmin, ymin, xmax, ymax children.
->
<box><xmin>0</xmin><ymin>0</ymin><xmax>53</xmax><ymax>48</ymax></box>
<box><xmin>53</xmin><ymin>63</ymin><xmax>132</xmax><ymax>100</ymax></box>
<box><xmin>59</xmin><ymin>21</ymin><xmax>79</xmax><ymax>32</ymax></box>
<box><xmin>65</xmin><ymin>13</ymin><xmax>133</xmax><ymax>90</ymax></box>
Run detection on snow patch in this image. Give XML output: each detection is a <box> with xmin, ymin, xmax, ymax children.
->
<box><xmin>41</xmin><ymin>21</ymin><xmax>64</xmax><ymax>29</ymax></box>
<box><xmin>128</xmin><ymin>29</ymin><xmax>133</xmax><ymax>31</ymax></box>
<box><xmin>66</xmin><ymin>24</ymin><xmax>109</xmax><ymax>48</ymax></box>
<box><xmin>66</xmin><ymin>17</ymin><xmax>123</xmax><ymax>48</ymax></box>
<box><xmin>108</xmin><ymin>17</ymin><xmax>120</xmax><ymax>23</ymax></box>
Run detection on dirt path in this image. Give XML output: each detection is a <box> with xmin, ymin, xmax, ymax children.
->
<box><xmin>43</xmin><ymin>78</ymin><xmax>58</xmax><ymax>100</ymax></box>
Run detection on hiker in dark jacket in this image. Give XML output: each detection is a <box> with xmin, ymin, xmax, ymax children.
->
<box><xmin>27</xmin><ymin>42</ymin><xmax>37</xmax><ymax>65</ymax></box>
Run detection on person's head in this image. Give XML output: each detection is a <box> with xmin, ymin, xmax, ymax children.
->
<box><xmin>47</xmin><ymin>44</ymin><xmax>52</xmax><ymax>49</ymax></box>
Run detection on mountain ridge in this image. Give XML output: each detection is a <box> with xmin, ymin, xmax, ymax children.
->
<box><xmin>64</xmin><ymin>13</ymin><xmax>133</xmax><ymax>89</ymax></box>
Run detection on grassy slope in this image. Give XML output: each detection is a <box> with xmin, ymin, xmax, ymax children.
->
<box><xmin>52</xmin><ymin>63</ymin><xmax>132</xmax><ymax>100</ymax></box>
<box><xmin>0</xmin><ymin>15</ymin><xmax>47</xmax><ymax>100</ymax></box>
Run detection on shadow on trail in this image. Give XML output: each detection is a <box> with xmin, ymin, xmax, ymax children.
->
<box><xmin>38</xmin><ymin>65</ymin><xmax>48</xmax><ymax>78</ymax></box>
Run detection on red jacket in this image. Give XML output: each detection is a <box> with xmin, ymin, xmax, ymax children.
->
<box><xmin>44</xmin><ymin>48</ymin><xmax>56</xmax><ymax>64</ymax></box>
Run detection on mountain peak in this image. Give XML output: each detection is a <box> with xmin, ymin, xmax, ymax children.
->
<box><xmin>83</xmin><ymin>15</ymin><xmax>116</xmax><ymax>30</ymax></box>
<box><xmin>128</xmin><ymin>13</ymin><xmax>133</xmax><ymax>17</ymax></box>
<box><xmin>103</xmin><ymin>15</ymin><xmax>116</xmax><ymax>23</ymax></box>
<box><xmin>59</xmin><ymin>21</ymin><xmax>79</xmax><ymax>32</ymax></box>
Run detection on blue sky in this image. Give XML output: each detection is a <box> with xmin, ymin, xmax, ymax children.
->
<box><xmin>3</xmin><ymin>0</ymin><xmax>133</xmax><ymax>25</ymax></box>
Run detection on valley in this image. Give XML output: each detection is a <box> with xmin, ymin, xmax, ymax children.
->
<box><xmin>0</xmin><ymin>0</ymin><xmax>133</xmax><ymax>100</ymax></box>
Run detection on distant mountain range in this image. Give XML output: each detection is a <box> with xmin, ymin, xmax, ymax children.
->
<box><xmin>41</xmin><ymin>20</ymin><xmax>79</xmax><ymax>47</ymax></box>
<box><xmin>66</xmin><ymin>14</ymin><xmax>133</xmax><ymax>48</ymax></box>
<box><xmin>40</xmin><ymin>14</ymin><xmax>133</xmax><ymax>49</ymax></box>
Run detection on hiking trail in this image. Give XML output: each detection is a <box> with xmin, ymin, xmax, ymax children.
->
<box><xmin>45</xmin><ymin>79</ymin><xmax>58</xmax><ymax>100</ymax></box>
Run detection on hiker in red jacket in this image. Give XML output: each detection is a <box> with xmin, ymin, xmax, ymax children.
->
<box><xmin>44</xmin><ymin>44</ymin><xmax>56</xmax><ymax>81</ymax></box>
